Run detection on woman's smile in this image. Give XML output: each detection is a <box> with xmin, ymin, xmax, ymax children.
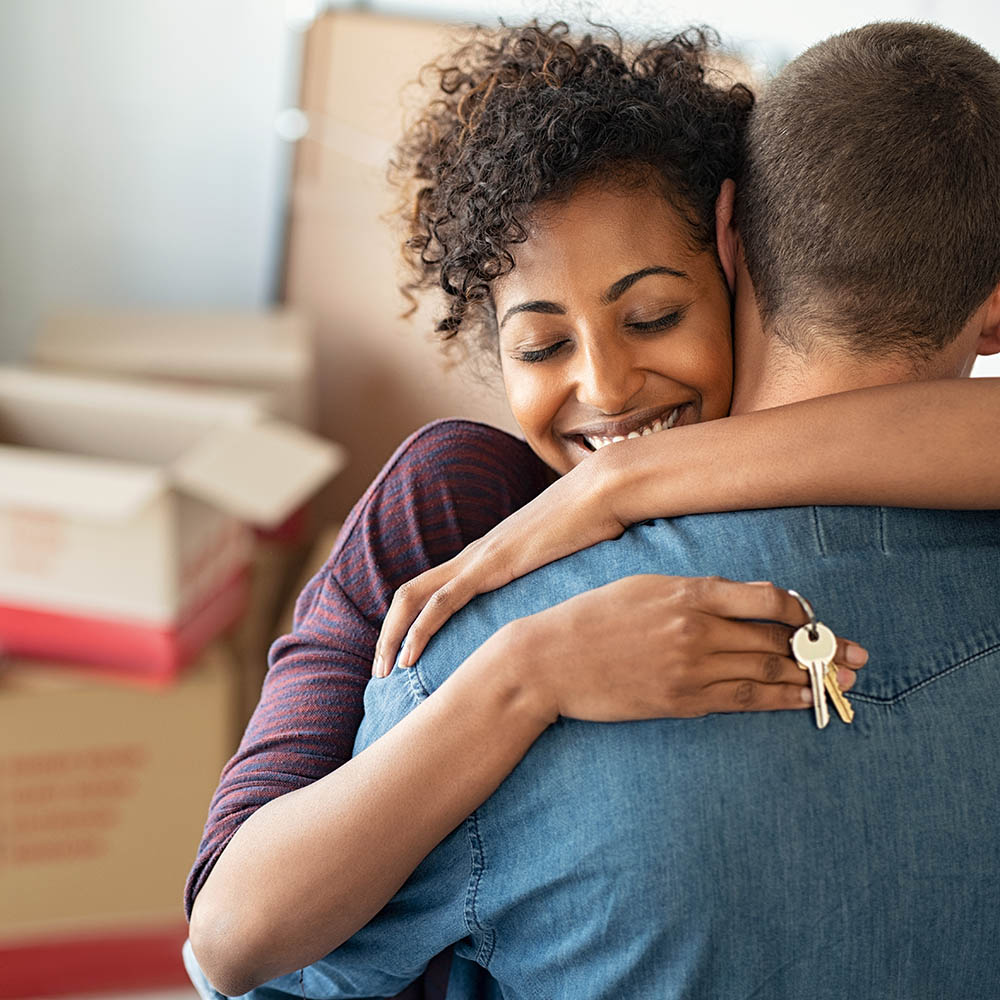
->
<box><xmin>494</xmin><ymin>179</ymin><xmax>734</xmax><ymax>475</ymax></box>
<box><xmin>569</xmin><ymin>400</ymin><xmax>698</xmax><ymax>454</ymax></box>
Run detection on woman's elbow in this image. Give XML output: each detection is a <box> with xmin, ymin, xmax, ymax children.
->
<box><xmin>188</xmin><ymin>898</ymin><xmax>267</xmax><ymax>998</ymax></box>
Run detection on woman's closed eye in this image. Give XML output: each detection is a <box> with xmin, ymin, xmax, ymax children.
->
<box><xmin>512</xmin><ymin>340</ymin><xmax>569</xmax><ymax>363</ymax></box>
<box><xmin>510</xmin><ymin>306</ymin><xmax>688</xmax><ymax>363</ymax></box>
<box><xmin>626</xmin><ymin>307</ymin><xmax>687</xmax><ymax>334</ymax></box>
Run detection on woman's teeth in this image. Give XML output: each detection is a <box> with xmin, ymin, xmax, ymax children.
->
<box><xmin>583</xmin><ymin>406</ymin><xmax>682</xmax><ymax>451</ymax></box>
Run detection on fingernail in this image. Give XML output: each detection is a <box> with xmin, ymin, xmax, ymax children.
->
<box><xmin>845</xmin><ymin>644</ymin><xmax>869</xmax><ymax>666</ymax></box>
<box><xmin>373</xmin><ymin>655</ymin><xmax>384</xmax><ymax>678</ymax></box>
<box><xmin>800</xmin><ymin>687</ymin><xmax>813</xmax><ymax>704</ymax></box>
<box><xmin>837</xmin><ymin>668</ymin><xmax>854</xmax><ymax>689</ymax></box>
<box><xmin>400</xmin><ymin>643</ymin><xmax>412</xmax><ymax>669</ymax></box>
<box><xmin>748</xmin><ymin>581</ymin><xmax>773</xmax><ymax>586</ymax></box>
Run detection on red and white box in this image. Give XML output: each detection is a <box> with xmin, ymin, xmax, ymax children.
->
<box><xmin>0</xmin><ymin>643</ymin><xmax>239</xmax><ymax>997</ymax></box>
<box><xmin>0</xmin><ymin>367</ymin><xmax>344</xmax><ymax>681</ymax></box>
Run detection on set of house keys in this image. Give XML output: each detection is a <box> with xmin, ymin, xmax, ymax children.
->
<box><xmin>788</xmin><ymin>591</ymin><xmax>854</xmax><ymax>729</ymax></box>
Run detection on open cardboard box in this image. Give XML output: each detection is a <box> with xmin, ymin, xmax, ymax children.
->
<box><xmin>0</xmin><ymin>643</ymin><xmax>239</xmax><ymax>997</ymax></box>
<box><xmin>33</xmin><ymin>310</ymin><xmax>318</xmax><ymax>429</ymax></box>
<box><xmin>0</xmin><ymin>367</ymin><xmax>345</xmax><ymax>680</ymax></box>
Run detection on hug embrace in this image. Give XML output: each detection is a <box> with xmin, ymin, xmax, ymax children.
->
<box><xmin>185</xmin><ymin>18</ymin><xmax>1000</xmax><ymax>1000</ymax></box>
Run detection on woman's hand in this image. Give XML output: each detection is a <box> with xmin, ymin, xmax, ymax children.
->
<box><xmin>493</xmin><ymin>576</ymin><xmax>867</xmax><ymax>725</ymax></box>
<box><xmin>374</xmin><ymin>452</ymin><xmax>627</xmax><ymax>676</ymax></box>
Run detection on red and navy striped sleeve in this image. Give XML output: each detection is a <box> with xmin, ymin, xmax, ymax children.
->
<box><xmin>184</xmin><ymin>419</ymin><xmax>551</xmax><ymax>926</ymax></box>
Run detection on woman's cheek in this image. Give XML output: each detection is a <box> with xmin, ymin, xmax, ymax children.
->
<box><xmin>502</xmin><ymin>368</ymin><xmax>547</xmax><ymax>443</ymax></box>
<box><xmin>686</xmin><ymin>328</ymin><xmax>734</xmax><ymax>419</ymax></box>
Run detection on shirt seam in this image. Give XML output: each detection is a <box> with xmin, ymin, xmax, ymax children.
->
<box><xmin>849</xmin><ymin>638</ymin><xmax>1000</xmax><ymax>704</ymax></box>
<box><xmin>463</xmin><ymin>809</ymin><xmax>495</xmax><ymax>967</ymax></box>
<box><xmin>404</xmin><ymin>662</ymin><xmax>492</xmax><ymax>966</ymax></box>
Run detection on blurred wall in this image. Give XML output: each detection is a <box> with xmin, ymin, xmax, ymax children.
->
<box><xmin>354</xmin><ymin>0</ymin><xmax>1000</xmax><ymax>70</ymax></box>
<box><xmin>0</xmin><ymin>0</ymin><xmax>301</xmax><ymax>362</ymax></box>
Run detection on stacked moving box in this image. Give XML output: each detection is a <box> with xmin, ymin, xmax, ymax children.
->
<box><xmin>0</xmin><ymin>312</ymin><xmax>345</xmax><ymax>996</ymax></box>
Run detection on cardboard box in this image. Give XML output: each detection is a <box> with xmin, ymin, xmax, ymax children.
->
<box><xmin>0</xmin><ymin>367</ymin><xmax>345</xmax><ymax>679</ymax></box>
<box><xmin>0</xmin><ymin>644</ymin><xmax>238</xmax><ymax>998</ymax></box>
<box><xmin>285</xmin><ymin>11</ymin><xmax>520</xmax><ymax>522</ymax></box>
<box><xmin>33</xmin><ymin>310</ymin><xmax>318</xmax><ymax>429</ymax></box>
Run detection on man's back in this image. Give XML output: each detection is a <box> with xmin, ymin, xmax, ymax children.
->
<box><xmin>299</xmin><ymin>505</ymin><xmax>1000</xmax><ymax>999</ymax></box>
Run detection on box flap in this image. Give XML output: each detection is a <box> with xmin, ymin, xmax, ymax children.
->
<box><xmin>0</xmin><ymin>365</ymin><xmax>264</xmax><ymax>426</ymax></box>
<box><xmin>35</xmin><ymin>311</ymin><xmax>313</xmax><ymax>381</ymax></box>
<box><xmin>0</xmin><ymin>446</ymin><xmax>165</xmax><ymax>522</ymax></box>
<box><xmin>170</xmin><ymin>421</ymin><xmax>346</xmax><ymax>529</ymax></box>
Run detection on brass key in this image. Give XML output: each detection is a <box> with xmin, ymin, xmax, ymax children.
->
<box><xmin>823</xmin><ymin>661</ymin><xmax>854</xmax><ymax>724</ymax></box>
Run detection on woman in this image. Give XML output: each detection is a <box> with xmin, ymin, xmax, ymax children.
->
<box><xmin>186</xmin><ymin>22</ymin><xmax>998</xmax><ymax>998</ymax></box>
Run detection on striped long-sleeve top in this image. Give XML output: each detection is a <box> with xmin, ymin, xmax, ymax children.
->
<box><xmin>184</xmin><ymin>419</ymin><xmax>552</xmax><ymax>995</ymax></box>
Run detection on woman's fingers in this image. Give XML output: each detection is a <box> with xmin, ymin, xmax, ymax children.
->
<box><xmin>689</xmin><ymin>580</ymin><xmax>870</xmax><ymax>667</ymax></box>
<box><xmin>703</xmin><ymin>617</ymin><xmax>797</xmax><ymax>655</ymax></box>
<box><xmin>703</xmin><ymin>666</ymin><xmax>860</xmax><ymax>715</ymax></box>
<box><xmin>700</xmin><ymin>680</ymin><xmax>816</xmax><ymax>714</ymax></box>
<box><xmin>375</xmin><ymin>569</ymin><xmax>451</xmax><ymax>677</ymax></box>
<box><xmin>835</xmin><ymin>635</ymin><xmax>869</xmax><ymax>668</ymax></box>
<box><xmin>375</xmin><ymin>556</ymin><xmax>491</xmax><ymax>676</ymax></box>
<box><xmin>703</xmin><ymin>651</ymin><xmax>807</xmax><ymax>687</ymax></box>
<box><xmin>702</xmin><ymin>652</ymin><xmax>859</xmax><ymax>691</ymax></box>
<box><xmin>686</xmin><ymin>577</ymin><xmax>811</xmax><ymax>626</ymax></box>
<box><xmin>397</xmin><ymin>580</ymin><xmax>474</xmax><ymax>669</ymax></box>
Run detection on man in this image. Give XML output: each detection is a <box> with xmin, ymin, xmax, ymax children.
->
<box><xmin>190</xmin><ymin>21</ymin><xmax>1000</xmax><ymax>998</ymax></box>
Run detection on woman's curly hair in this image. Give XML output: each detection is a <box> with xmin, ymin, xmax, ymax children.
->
<box><xmin>393</xmin><ymin>21</ymin><xmax>754</xmax><ymax>352</ymax></box>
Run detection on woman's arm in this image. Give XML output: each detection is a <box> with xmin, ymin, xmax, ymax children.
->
<box><xmin>185</xmin><ymin>421</ymin><xmax>550</xmax><ymax>993</ymax></box>
<box><xmin>606</xmin><ymin>378</ymin><xmax>1000</xmax><ymax>524</ymax></box>
<box><xmin>375</xmin><ymin>378</ymin><xmax>999</xmax><ymax>673</ymax></box>
<box><xmin>190</xmin><ymin>576</ymin><xmax>863</xmax><ymax>996</ymax></box>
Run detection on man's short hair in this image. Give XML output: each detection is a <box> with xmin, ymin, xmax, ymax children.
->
<box><xmin>737</xmin><ymin>22</ymin><xmax>1000</xmax><ymax>358</ymax></box>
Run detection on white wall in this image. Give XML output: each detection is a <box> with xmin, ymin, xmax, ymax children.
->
<box><xmin>362</xmin><ymin>0</ymin><xmax>1000</xmax><ymax>68</ymax></box>
<box><xmin>974</xmin><ymin>354</ymin><xmax>1000</xmax><ymax>378</ymax></box>
<box><xmin>0</xmin><ymin>0</ymin><xmax>302</xmax><ymax>362</ymax></box>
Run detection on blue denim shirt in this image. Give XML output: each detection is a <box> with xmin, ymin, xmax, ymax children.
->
<box><xmin>206</xmin><ymin>506</ymin><xmax>1000</xmax><ymax>1000</ymax></box>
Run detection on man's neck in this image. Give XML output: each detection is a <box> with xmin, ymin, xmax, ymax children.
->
<box><xmin>725</xmin><ymin>258</ymin><xmax>986</xmax><ymax>413</ymax></box>
<box><xmin>730</xmin><ymin>337</ymin><xmax>923</xmax><ymax>413</ymax></box>
<box><xmin>726</xmin><ymin>286</ymin><xmax>976</xmax><ymax>412</ymax></box>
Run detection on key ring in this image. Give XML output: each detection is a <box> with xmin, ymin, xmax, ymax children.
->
<box><xmin>787</xmin><ymin>589</ymin><xmax>819</xmax><ymax>640</ymax></box>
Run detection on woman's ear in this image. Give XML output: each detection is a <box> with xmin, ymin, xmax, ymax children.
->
<box><xmin>714</xmin><ymin>179</ymin><xmax>739</xmax><ymax>292</ymax></box>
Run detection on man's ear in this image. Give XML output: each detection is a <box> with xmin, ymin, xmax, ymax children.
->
<box><xmin>714</xmin><ymin>179</ymin><xmax>739</xmax><ymax>292</ymax></box>
<box><xmin>976</xmin><ymin>281</ymin><xmax>1000</xmax><ymax>357</ymax></box>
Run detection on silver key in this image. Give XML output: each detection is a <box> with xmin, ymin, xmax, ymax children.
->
<box><xmin>787</xmin><ymin>591</ymin><xmax>834</xmax><ymax>730</ymax></box>
<box><xmin>791</xmin><ymin>621</ymin><xmax>837</xmax><ymax>729</ymax></box>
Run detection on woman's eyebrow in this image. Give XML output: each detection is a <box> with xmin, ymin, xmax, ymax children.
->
<box><xmin>498</xmin><ymin>266</ymin><xmax>687</xmax><ymax>328</ymax></box>
<box><xmin>499</xmin><ymin>299</ymin><xmax>566</xmax><ymax>329</ymax></box>
<box><xmin>602</xmin><ymin>266</ymin><xmax>688</xmax><ymax>304</ymax></box>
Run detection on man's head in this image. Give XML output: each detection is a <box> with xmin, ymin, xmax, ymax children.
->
<box><xmin>731</xmin><ymin>21</ymin><xmax>1000</xmax><ymax>381</ymax></box>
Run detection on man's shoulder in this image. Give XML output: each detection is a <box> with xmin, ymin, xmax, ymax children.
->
<box><xmin>611</xmin><ymin>504</ymin><xmax>1000</xmax><ymax>567</ymax></box>
<box><xmin>411</xmin><ymin>504</ymin><xmax>1000</xmax><ymax>697</ymax></box>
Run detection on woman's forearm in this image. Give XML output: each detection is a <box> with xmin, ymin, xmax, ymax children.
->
<box><xmin>603</xmin><ymin>378</ymin><xmax>1000</xmax><ymax>524</ymax></box>
<box><xmin>188</xmin><ymin>624</ymin><xmax>551</xmax><ymax>996</ymax></box>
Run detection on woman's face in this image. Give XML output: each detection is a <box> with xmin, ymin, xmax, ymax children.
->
<box><xmin>494</xmin><ymin>181</ymin><xmax>734</xmax><ymax>475</ymax></box>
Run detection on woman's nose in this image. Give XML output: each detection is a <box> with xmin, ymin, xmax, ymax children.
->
<box><xmin>573</xmin><ymin>341</ymin><xmax>644</xmax><ymax>414</ymax></box>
